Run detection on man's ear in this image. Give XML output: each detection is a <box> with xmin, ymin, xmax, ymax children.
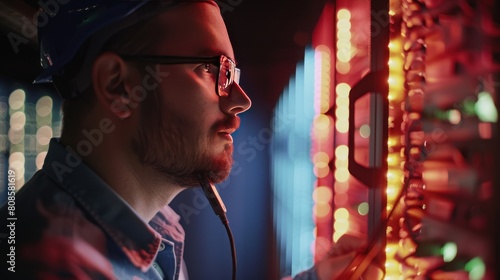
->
<box><xmin>92</xmin><ymin>52</ymin><xmax>135</xmax><ymax>119</ymax></box>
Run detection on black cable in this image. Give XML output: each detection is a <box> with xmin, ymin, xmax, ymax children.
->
<box><xmin>219</xmin><ymin>214</ymin><xmax>237</xmax><ymax>280</ymax></box>
<box><xmin>198</xmin><ymin>175</ymin><xmax>237</xmax><ymax>280</ymax></box>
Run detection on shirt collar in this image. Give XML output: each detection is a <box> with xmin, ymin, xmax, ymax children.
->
<box><xmin>42</xmin><ymin>138</ymin><xmax>166</xmax><ymax>272</ymax></box>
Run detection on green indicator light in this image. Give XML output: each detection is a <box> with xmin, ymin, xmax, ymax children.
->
<box><xmin>465</xmin><ymin>257</ymin><xmax>486</xmax><ymax>280</ymax></box>
<box><xmin>357</xmin><ymin>202</ymin><xmax>369</xmax><ymax>216</ymax></box>
<box><xmin>476</xmin><ymin>92</ymin><xmax>498</xmax><ymax>122</ymax></box>
<box><xmin>463</xmin><ymin>98</ymin><xmax>476</xmax><ymax>116</ymax></box>
<box><xmin>441</xmin><ymin>242</ymin><xmax>457</xmax><ymax>262</ymax></box>
<box><xmin>359</xmin><ymin>124</ymin><xmax>370</xmax><ymax>138</ymax></box>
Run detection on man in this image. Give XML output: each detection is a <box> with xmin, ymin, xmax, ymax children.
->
<box><xmin>1</xmin><ymin>0</ymin><xmax>382</xmax><ymax>279</ymax></box>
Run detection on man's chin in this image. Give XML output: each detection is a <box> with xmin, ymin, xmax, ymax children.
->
<box><xmin>204</xmin><ymin>156</ymin><xmax>233</xmax><ymax>184</ymax></box>
<box><xmin>156</xmin><ymin>148</ymin><xmax>234</xmax><ymax>187</ymax></box>
<box><xmin>207</xmin><ymin>168</ymin><xmax>231</xmax><ymax>184</ymax></box>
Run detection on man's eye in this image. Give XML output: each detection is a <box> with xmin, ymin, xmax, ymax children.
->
<box><xmin>203</xmin><ymin>64</ymin><xmax>218</xmax><ymax>76</ymax></box>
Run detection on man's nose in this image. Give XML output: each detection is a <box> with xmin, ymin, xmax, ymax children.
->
<box><xmin>219</xmin><ymin>82</ymin><xmax>252</xmax><ymax>115</ymax></box>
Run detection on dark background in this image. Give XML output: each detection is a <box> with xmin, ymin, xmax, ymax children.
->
<box><xmin>0</xmin><ymin>0</ymin><xmax>327</xmax><ymax>279</ymax></box>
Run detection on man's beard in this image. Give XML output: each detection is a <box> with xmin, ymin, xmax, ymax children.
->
<box><xmin>132</xmin><ymin>112</ymin><xmax>237</xmax><ymax>187</ymax></box>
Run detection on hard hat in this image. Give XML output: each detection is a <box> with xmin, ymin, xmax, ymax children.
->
<box><xmin>34</xmin><ymin>0</ymin><xmax>157</xmax><ymax>86</ymax></box>
<box><xmin>35</xmin><ymin>0</ymin><xmax>212</xmax><ymax>98</ymax></box>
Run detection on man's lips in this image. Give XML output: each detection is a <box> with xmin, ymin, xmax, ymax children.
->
<box><xmin>215</xmin><ymin>118</ymin><xmax>240</xmax><ymax>143</ymax></box>
<box><xmin>217</xmin><ymin>129</ymin><xmax>236</xmax><ymax>143</ymax></box>
<box><xmin>218</xmin><ymin>128</ymin><xmax>237</xmax><ymax>134</ymax></box>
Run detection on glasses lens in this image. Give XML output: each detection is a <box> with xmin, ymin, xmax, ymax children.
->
<box><xmin>234</xmin><ymin>68</ymin><xmax>240</xmax><ymax>84</ymax></box>
<box><xmin>218</xmin><ymin>56</ymin><xmax>238</xmax><ymax>97</ymax></box>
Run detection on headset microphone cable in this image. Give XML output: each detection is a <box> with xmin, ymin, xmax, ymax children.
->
<box><xmin>198</xmin><ymin>176</ymin><xmax>237</xmax><ymax>280</ymax></box>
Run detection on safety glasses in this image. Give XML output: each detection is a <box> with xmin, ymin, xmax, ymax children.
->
<box><xmin>119</xmin><ymin>54</ymin><xmax>240</xmax><ymax>97</ymax></box>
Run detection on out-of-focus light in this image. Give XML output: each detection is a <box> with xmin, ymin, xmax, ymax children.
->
<box><xmin>10</xmin><ymin>111</ymin><xmax>26</xmax><ymax>130</ymax></box>
<box><xmin>385</xmin><ymin>243</ymin><xmax>398</xmax><ymax>255</ymax></box>
<box><xmin>447</xmin><ymin>109</ymin><xmax>461</xmax><ymax>125</ymax></box>
<box><xmin>36</xmin><ymin>151</ymin><xmax>48</xmax><ymax>170</ymax></box>
<box><xmin>36</xmin><ymin>126</ymin><xmax>53</xmax><ymax>146</ymax></box>
<box><xmin>315</xmin><ymin>44</ymin><xmax>331</xmax><ymax>54</ymax></box>
<box><xmin>336</xmin><ymin>121</ymin><xmax>349</xmax><ymax>133</ymax></box>
<box><xmin>389</xmin><ymin>89</ymin><xmax>404</xmax><ymax>102</ymax></box>
<box><xmin>9</xmin><ymin>152</ymin><xmax>25</xmax><ymax>171</ymax></box>
<box><xmin>337</xmin><ymin>51</ymin><xmax>351</xmax><ymax>63</ymax></box>
<box><xmin>314</xmin><ymin>114</ymin><xmax>331</xmax><ymax>130</ymax></box>
<box><xmin>315</xmin><ymin>161</ymin><xmax>328</xmax><ymax>169</ymax></box>
<box><xmin>337</xmin><ymin>19</ymin><xmax>351</xmax><ymax>30</ymax></box>
<box><xmin>465</xmin><ymin>257</ymin><xmax>486</xmax><ymax>280</ymax></box>
<box><xmin>336</xmin><ymin>83</ymin><xmax>351</xmax><ymax>97</ymax></box>
<box><xmin>387</xmin><ymin>153</ymin><xmax>400</xmax><ymax>166</ymax></box>
<box><xmin>8</xmin><ymin>129</ymin><xmax>24</xmax><ymax>144</ymax></box>
<box><xmin>335</xmin><ymin>145</ymin><xmax>349</xmax><ymax>160</ymax></box>
<box><xmin>314</xmin><ymin>202</ymin><xmax>331</xmax><ymax>218</ymax></box>
<box><xmin>385</xmin><ymin>259</ymin><xmax>400</xmax><ymax>273</ymax></box>
<box><xmin>9</xmin><ymin>89</ymin><xmax>25</xmax><ymax>110</ymax></box>
<box><xmin>36</xmin><ymin>96</ymin><xmax>53</xmax><ymax>117</ymax></box>
<box><xmin>386</xmin><ymin>185</ymin><xmax>399</xmax><ymax>201</ymax></box>
<box><xmin>387</xmin><ymin>168</ymin><xmax>403</xmax><ymax>184</ymax></box>
<box><xmin>313</xmin><ymin>186</ymin><xmax>333</xmax><ymax>203</ymax></box>
<box><xmin>357</xmin><ymin>202</ymin><xmax>369</xmax><ymax>215</ymax></box>
<box><xmin>476</xmin><ymin>91</ymin><xmax>498</xmax><ymax>122</ymax></box>
<box><xmin>359</xmin><ymin>124</ymin><xmax>370</xmax><ymax>138</ymax></box>
<box><xmin>337</xmin><ymin>9</ymin><xmax>351</xmax><ymax>20</ymax></box>
<box><xmin>334</xmin><ymin>167</ymin><xmax>349</xmax><ymax>182</ymax></box>
<box><xmin>334</xmin><ymin>159</ymin><xmax>348</xmax><ymax>168</ymax></box>
<box><xmin>337</xmin><ymin>39</ymin><xmax>351</xmax><ymax>49</ymax></box>
<box><xmin>315</xmin><ymin>46</ymin><xmax>331</xmax><ymax>115</ymax></box>
<box><xmin>314</xmin><ymin>166</ymin><xmax>330</xmax><ymax>178</ymax></box>
<box><xmin>441</xmin><ymin>242</ymin><xmax>457</xmax><ymax>262</ymax></box>
<box><xmin>336</xmin><ymin>96</ymin><xmax>349</xmax><ymax>107</ymax></box>
<box><xmin>333</xmin><ymin>220</ymin><xmax>349</xmax><ymax>233</ymax></box>
<box><xmin>313</xmin><ymin>152</ymin><xmax>330</xmax><ymax>165</ymax></box>
<box><xmin>388</xmin><ymin>136</ymin><xmax>399</xmax><ymax>147</ymax></box>
<box><xmin>334</xmin><ymin>208</ymin><xmax>349</xmax><ymax>220</ymax></box>
<box><xmin>336</xmin><ymin>62</ymin><xmax>351</xmax><ymax>74</ymax></box>
<box><xmin>337</xmin><ymin>30</ymin><xmax>351</xmax><ymax>40</ymax></box>
<box><xmin>388</xmin><ymin>58</ymin><xmax>403</xmax><ymax>69</ymax></box>
<box><xmin>314</xmin><ymin>126</ymin><xmax>330</xmax><ymax>140</ymax></box>
<box><xmin>388</xmin><ymin>76</ymin><xmax>404</xmax><ymax>91</ymax></box>
<box><xmin>388</xmin><ymin>40</ymin><xmax>402</xmax><ymax>52</ymax></box>
<box><xmin>335</xmin><ymin>107</ymin><xmax>349</xmax><ymax>119</ymax></box>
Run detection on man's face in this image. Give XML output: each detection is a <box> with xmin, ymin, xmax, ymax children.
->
<box><xmin>132</xmin><ymin>2</ymin><xmax>251</xmax><ymax>187</ymax></box>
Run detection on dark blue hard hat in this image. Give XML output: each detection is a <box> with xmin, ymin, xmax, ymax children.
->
<box><xmin>34</xmin><ymin>0</ymin><xmax>157</xmax><ymax>85</ymax></box>
<box><xmin>35</xmin><ymin>0</ymin><xmax>212</xmax><ymax>98</ymax></box>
